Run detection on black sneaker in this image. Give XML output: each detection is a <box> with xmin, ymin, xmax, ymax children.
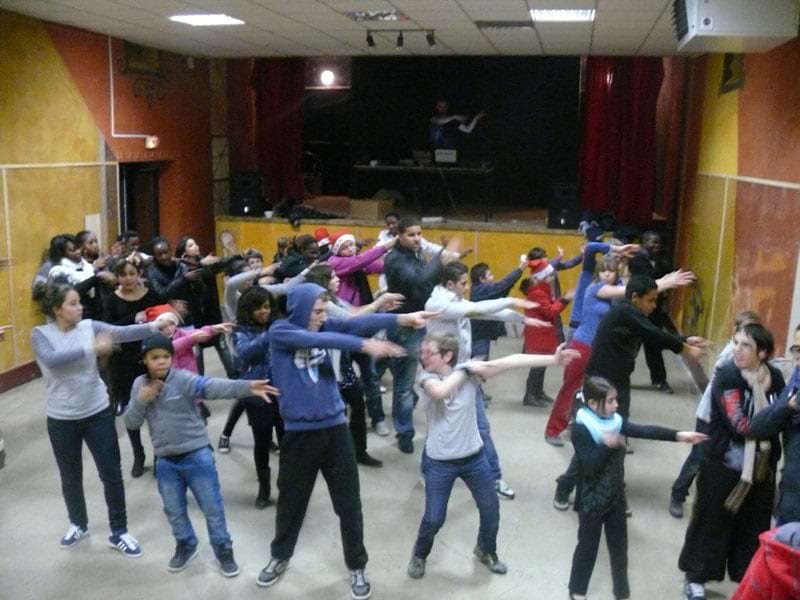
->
<box><xmin>655</xmin><ymin>381</ymin><xmax>674</xmax><ymax>394</ymax></box>
<box><xmin>214</xmin><ymin>546</ymin><xmax>239</xmax><ymax>577</ymax></box>
<box><xmin>522</xmin><ymin>395</ymin><xmax>548</xmax><ymax>407</ymax></box>
<box><xmin>356</xmin><ymin>452</ymin><xmax>383</xmax><ymax>468</ymax></box>
<box><xmin>350</xmin><ymin>569</ymin><xmax>372</xmax><ymax>600</ymax></box>
<box><xmin>168</xmin><ymin>542</ymin><xmax>198</xmax><ymax>572</ymax></box>
<box><xmin>398</xmin><ymin>437</ymin><xmax>414</xmax><ymax>454</ymax></box>
<box><xmin>473</xmin><ymin>545</ymin><xmax>507</xmax><ymax>574</ymax></box>
<box><xmin>217</xmin><ymin>435</ymin><xmax>231</xmax><ymax>454</ymax></box>
<box><xmin>669</xmin><ymin>498</ymin><xmax>684</xmax><ymax>519</ymax></box>
<box><xmin>256</xmin><ymin>557</ymin><xmax>289</xmax><ymax>587</ymax></box>
<box><xmin>407</xmin><ymin>556</ymin><xmax>426</xmax><ymax>579</ymax></box>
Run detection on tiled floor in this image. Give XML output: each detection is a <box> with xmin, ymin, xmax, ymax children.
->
<box><xmin>0</xmin><ymin>338</ymin><xmax>738</xmax><ymax>599</ymax></box>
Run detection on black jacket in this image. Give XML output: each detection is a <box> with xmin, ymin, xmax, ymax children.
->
<box><xmin>585</xmin><ymin>300</ymin><xmax>684</xmax><ymax>387</ymax></box>
<box><xmin>384</xmin><ymin>244</ymin><xmax>443</xmax><ymax>314</ymax></box>
<box><xmin>470</xmin><ymin>267</ymin><xmax>523</xmax><ymax>342</ymax></box>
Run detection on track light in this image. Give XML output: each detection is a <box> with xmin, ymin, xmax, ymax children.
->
<box><xmin>366</xmin><ymin>31</ymin><xmax>375</xmax><ymax>47</ymax></box>
<box><xmin>396</xmin><ymin>31</ymin><xmax>403</xmax><ymax>48</ymax></box>
<box><xmin>426</xmin><ymin>31</ymin><xmax>436</xmax><ymax>47</ymax></box>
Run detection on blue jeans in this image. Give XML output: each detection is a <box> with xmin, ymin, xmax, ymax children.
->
<box><xmin>156</xmin><ymin>446</ymin><xmax>232</xmax><ymax>549</ymax></box>
<box><xmin>414</xmin><ymin>450</ymin><xmax>500</xmax><ymax>558</ymax></box>
<box><xmin>475</xmin><ymin>387</ymin><xmax>502</xmax><ymax>480</ymax></box>
<box><xmin>387</xmin><ymin>326</ymin><xmax>424</xmax><ymax>440</ymax></box>
<box><xmin>471</xmin><ymin>338</ymin><xmax>491</xmax><ymax>360</ymax></box>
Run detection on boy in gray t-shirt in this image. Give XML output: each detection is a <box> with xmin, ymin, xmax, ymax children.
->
<box><xmin>408</xmin><ymin>332</ymin><xmax>579</xmax><ymax>580</ymax></box>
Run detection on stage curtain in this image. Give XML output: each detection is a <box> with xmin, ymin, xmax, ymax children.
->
<box><xmin>580</xmin><ymin>57</ymin><xmax>664</xmax><ymax>226</ymax></box>
<box><xmin>654</xmin><ymin>58</ymin><xmax>687</xmax><ymax>220</ymax></box>
<box><xmin>253</xmin><ymin>58</ymin><xmax>306</xmax><ymax>204</ymax></box>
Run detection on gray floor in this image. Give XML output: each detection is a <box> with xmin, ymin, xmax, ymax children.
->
<box><xmin>0</xmin><ymin>338</ymin><xmax>737</xmax><ymax>600</ymax></box>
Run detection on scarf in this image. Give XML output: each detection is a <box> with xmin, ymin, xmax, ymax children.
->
<box><xmin>725</xmin><ymin>364</ymin><xmax>772</xmax><ymax>513</ymax></box>
<box><xmin>575</xmin><ymin>406</ymin><xmax>623</xmax><ymax>445</ymax></box>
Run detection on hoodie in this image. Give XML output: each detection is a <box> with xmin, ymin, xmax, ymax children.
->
<box><xmin>732</xmin><ymin>525</ymin><xmax>800</xmax><ymax>600</ymax></box>
<box><xmin>268</xmin><ymin>283</ymin><xmax>398</xmax><ymax>431</ymax></box>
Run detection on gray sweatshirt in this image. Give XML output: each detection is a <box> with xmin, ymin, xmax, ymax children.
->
<box><xmin>124</xmin><ymin>368</ymin><xmax>254</xmax><ymax>457</ymax></box>
<box><xmin>32</xmin><ymin>320</ymin><xmax>157</xmax><ymax>420</ymax></box>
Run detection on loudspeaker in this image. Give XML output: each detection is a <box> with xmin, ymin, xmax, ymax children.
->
<box><xmin>547</xmin><ymin>183</ymin><xmax>580</xmax><ymax>230</ymax></box>
<box><xmin>230</xmin><ymin>172</ymin><xmax>266</xmax><ymax>217</ymax></box>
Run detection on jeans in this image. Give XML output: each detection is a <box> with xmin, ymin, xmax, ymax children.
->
<box><xmin>271</xmin><ymin>425</ymin><xmax>368</xmax><ymax>570</ymax></box>
<box><xmin>471</xmin><ymin>338</ymin><xmax>491</xmax><ymax>360</ymax></box>
<box><xmin>47</xmin><ymin>408</ymin><xmax>127</xmax><ymax>535</ymax></box>
<box><xmin>387</xmin><ymin>326</ymin><xmax>424</xmax><ymax>440</ymax></box>
<box><xmin>352</xmin><ymin>352</ymin><xmax>385</xmax><ymax>426</ymax></box>
<box><xmin>569</xmin><ymin>500</ymin><xmax>629</xmax><ymax>598</ymax></box>
<box><xmin>156</xmin><ymin>446</ymin><xmax>232</xmax><ymax>549</ymax></box>
<box><xmin>671</xmin><ymin>419</ymin><xmax>711</xmax><ymax>503</ymax></box>
<box><xmin>414</xmin><ymin>450</ymin><xmax>500</xmax><ymax>559</ymax></box>
<box><xmin>475</xmin><ymin>387</ymin><xmax>502</xmax><ymax>480</ymax></box>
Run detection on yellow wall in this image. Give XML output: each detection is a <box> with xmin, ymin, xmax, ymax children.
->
<box><xmin>696</xmin><ymin>54</ymin><xmax>739</xmax><ymax>176</ymax></box>
<box><xmin>0</xmin><ymin>11</ymin><xmax>105</xmax><ymax>369</ymax></box>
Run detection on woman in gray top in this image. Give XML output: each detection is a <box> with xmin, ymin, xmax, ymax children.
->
<box><xmin>31</xmin><ymin>283</ymin><xmax>157</xmax><ymax>558</ymax></box>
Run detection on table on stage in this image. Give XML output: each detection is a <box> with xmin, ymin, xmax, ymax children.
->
<box><xmin>351</xmin><ymin>163</ymin><xmax>495</xmax><ymax>222</ymax></box>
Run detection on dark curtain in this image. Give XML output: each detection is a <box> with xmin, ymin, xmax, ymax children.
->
<box><xmin>654</xmin><ymin>58</ymin><xmax>687</xmax><ymax>220</ymax></box>
<box><xmin>253</xmin><ymin>58</ymin><xmax>306</xmax><ymax>204</ymax></box>
<box><xmin>580</xmin><ymin>57</ymin><xmax>664</xmax><ymax>226</ymax></box>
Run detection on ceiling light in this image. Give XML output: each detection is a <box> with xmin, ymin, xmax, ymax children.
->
<box><xmin>169</xmin><ymin>14</ymin><xmax>244</xmax><ymax>26</ymax></box>
<box><xmin>347</xmin><ymin>9</ymin><xmax>408</xmax><ymax>22</ymax></box>
<box><xmin>396</xmin><ymin>32</ymin><xmax>404</xmax><ymax>48</ymax></box>
<box><xmin>320</xmin><ymin>70</ymin><xmax>335</xmax><ymax>86</ymax></box>
<box><xmin>529</xmin><ymin>9</ymin><xmax>595</xmax><ymax>23</ymax></box>
<box><xmin>426</xmin><ymin>31</ymin><xmax>436</xmax><ymax>47</ymax></box>
<box><xmin>366</xmin><ymin>31</ymin><xmax>375</xmax><ymax>47</ymax></box>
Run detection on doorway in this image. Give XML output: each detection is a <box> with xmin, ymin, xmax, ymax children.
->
<box><xmin>119</xmin><ymin>162</ymin><xmax>160</xmax><ymax>243</ymax></box>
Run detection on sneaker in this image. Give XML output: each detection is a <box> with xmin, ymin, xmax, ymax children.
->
<box><xmin>256</xmin><ymin>557</ymin><xmax>290</xmax><ymax>587</ymax></box>
<box><xmin>669</xmin><ymin>499</ymin><xmax>685</xmax><ymax>519</ymax></box>
<box><xmin>553</xmin><ymin>495</ymin><xmax>570</xmax><ymax>511</ymax></box>
<box><xmin>168</xmin><ymin>542</ymin><xmax>198</xmax><ymax>572</ymax></box>
<box><xmin>539</xmin><ymin>393</ymin><xmax>555</xmax><ymax>404</ymax></box>
<box><xmin>60</xmin><ymin>524</ymin><xmax>89</xmax><ymax>549</ymax></box>
<box><xmin>107</xmin><ymin>532</ymin><xmax>143</xmax><ymax>558</ymax></box>
<box><xmin>522</xmin><ymin>395</ymin><xmax>548</xmax><ymax>407</ymax></box>
<box><xmin>349</xmin><ymin>569</ymin><xmax>372</xmax><ymax>600</ymax></box>
<box><xmin>684</xmin><ymin>581</ymin><xmax>706</xmax><ymax>600</ymax></box>
<box><xmin>407</xmin><ymin>556</ymin><xmax>426</xmax><ymax>579</ymax></box>
<box><xmin>545</xmin><ymin>434</ymin><xmax>564</xmax><ymax>447</ymax></box>
<box><xmin>398</xmin><ymin>437</ymin><xmax>414</xmax><ymax>454</ymax></box>
<box><xmin>373</xmin><ymin>421</ymin><xmax>390</xmax><ymax>437</ymax></box>
<box><xmin>356</xmin><ymin>452</ymin><xmax>383</xmax><ymax>468</ymax></box>
<box><xmin>655</xmin><ymin>381</ymin><xmax>674</xmax><ymax>394</ymax></box>
<box><xmin>473</xmin><ymin>545</ymin><xmax>507</xmax><ymax>574</ymax></box>
<box><xmin>218</xmin><ymin>435</ymin><xmax>231</xmax><ymax>454</ymax></box>
<box><xmin>495</xmin><ymin>479</ymin><xmax>515</xmax><ymax>500</ymax></box>
<box><xmin>214</xmin><ymin>547</ymin><xmax>239</xmax><ymax>577</ymax></box>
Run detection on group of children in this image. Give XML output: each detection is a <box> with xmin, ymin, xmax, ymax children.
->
<box><xmin>28</xmin><ymin>214</ymin><xmax>799</xmax><ymax>600</ymax></box>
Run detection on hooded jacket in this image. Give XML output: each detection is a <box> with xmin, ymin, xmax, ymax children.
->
<box><xmin>732</xmin><ymin>525</ymin><xmax>800</xmax><ymax>600</ymax></box>
<box><xmin>268</xmin><ymin>283</ymin><xmax>397</xmax><ymax>431</ymax></box>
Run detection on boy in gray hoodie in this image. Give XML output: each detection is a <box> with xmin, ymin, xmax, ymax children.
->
<box><xmin>124</xmin><ymin>334</ymin><xmax>277</xmax><ymax>576</ymax></box>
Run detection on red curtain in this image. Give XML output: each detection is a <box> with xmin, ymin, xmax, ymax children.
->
<box><xmin>253</xmin><ymin>58</ymin><xmax>306</xmax><ymax>204</ymax></box>
<box><xmin>580</xmin><ymin>57</ymin><xmax>664</xmax><ymax>226</ymax></box>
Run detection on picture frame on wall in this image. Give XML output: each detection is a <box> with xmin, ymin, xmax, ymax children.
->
<box><xmin>121</xmin><ymin>42</ymin><xmax>162</xmax><ymax>77</ymax></box>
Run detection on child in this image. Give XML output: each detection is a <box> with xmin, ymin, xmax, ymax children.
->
<box><xmin>408</xmin><ymin>332</ymin><xmax>579</xmax><ymax>580</ymax></box>
<box><xmin>521</xmin><ymin>259</ymin><xmax>574</xmax><ymax>406</ymax></box>
<box><xmin>568</xmin><ymin>376</ymin><xmax>705</xmax><ymax>600</ymax></box>
<box><xmin>148</xmin><ymin>305</ymin><xmax>231</xmax><ymax>373</ymax></box>
<box><xmin>124</xmin><ymin>334</ymin><xmax>278</xmax><ymax>576</ymax></box>
<box><xmin>527</xmin><ymin>245</ymin><xmax>582</xmax><ymax>343</ymax></box>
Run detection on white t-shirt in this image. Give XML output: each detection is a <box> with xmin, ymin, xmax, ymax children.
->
<box><xmin>418</xmin><ymin>366</ymin><xmax>483</xmax><ymax>461</ymax></box>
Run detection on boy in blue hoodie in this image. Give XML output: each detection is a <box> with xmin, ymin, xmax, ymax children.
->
<box><xmin>257</xmin><ymin>283</ymin><xmax>433</xmax><ymax>600</ymax></box>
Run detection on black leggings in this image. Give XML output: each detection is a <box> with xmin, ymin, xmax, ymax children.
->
<box><xmin>252</xmin><ymin>426</ymin><xmax>271</xmax><ymax>472</ymax></box>
<box><xmin>223</xmin><ymin>398</ymin><xmax>284</xmax><ymax>443</ymax></box>
<box><xmin>569</xmin><ymin>501</ymin><xmax>629</xmax><ymax>598</ymax></box>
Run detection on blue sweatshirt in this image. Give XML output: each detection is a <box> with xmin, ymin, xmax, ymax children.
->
<box><xmin>568</xmin><ymin>242</ymin><xmax>610</xmax><ymax>326</ymax></box>
<box><xmin>268</xmin><ymin>283</ymin><xmax>398</xmax><ymax>431</ymax></box>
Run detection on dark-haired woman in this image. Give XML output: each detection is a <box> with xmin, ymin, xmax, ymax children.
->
<box><xmin>231</xmin><ymin>286</ymin><xmax>283</xmax><ymax>508</ymax></box>
<box><xmin>102</xmin><ymin>257</ymin><xmax>161</xmax><ymax>477</ymax></box>
<box><xmin>568</xmin><ymin>376</ymin><xmax>705</xmax><ymax>600</ymax></box>
<box><xmin>48</xmin><ymin>234</ymin><xmax>115</xmax><ymax>320</ymax></box>
<box><xmin>31</xmin><ymin>284</ymin><xmax>157</xmax><ymax>556</ymax></box>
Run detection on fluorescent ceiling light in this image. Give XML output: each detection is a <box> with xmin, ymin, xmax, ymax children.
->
<box><xmin>529</xmin><ymin>9</ymin><xmax>595</xmax><ymax>23</ymax></box>
<box><xmin>169</xmin><ymin>14</ymin><xmax>244</xmax><ymax>26</ymax></box>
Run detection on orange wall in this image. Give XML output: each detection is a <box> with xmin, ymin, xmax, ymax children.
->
<box><xmin>46</xmin><ymin>23</ymin><xmax>214</xmax><ymax>249</ymax></box>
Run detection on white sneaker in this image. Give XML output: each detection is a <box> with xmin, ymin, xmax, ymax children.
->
<box><xmin>495</xmin><ymin>480</ymin><xmax>515</xmax><ymax>500</ymax></box>
<box><xmin>60</xmin><ymin>524</ymin><xmax>89</xmax><ymax>548</ymax></box>
<box><xmin>373</xmin><ymin>421</ymin><xmax>390</xmax><ymax>437</ymax></box>
<box><xmin>379</xmin><ymin>385</ymin><xmax>387</xmax><ymax>394</ymax></box>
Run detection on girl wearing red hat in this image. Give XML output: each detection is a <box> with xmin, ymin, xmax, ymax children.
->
<box><xmin>327</xmin><ymin>231</ymin><xmax>396</xmax><ymax>307</ymax></box>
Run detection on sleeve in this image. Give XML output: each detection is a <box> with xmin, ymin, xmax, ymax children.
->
<box><xmin>269</xmin><ymin>323</ymin><xmax>366</xmax><ymax>354</ymax></box>
<box><xmin>530</xmin><ymin>287</ymin><xmax>566</xmax><ymax>320</ymax></box>
<box><xmin>101</xmin><ymin>296</ymin><xmax>136</xmax><ymax>326</ymax></box>
<box><xmin>749</xmin><ymin>400</ymin><xmax>796</xmax><ymax>439</ymax></box>
<box><xmin>475</xmin><ymin>268</ymin><xmax>524</xmax><ymax>300</ymax></box>
<box><xmin>621</xmin><ymin>421</ymin><xmax>678</xmax><ymax>441</ymax></box>
<box><xmin>429</xmin><ymin>296</ymin><xmax>517</xmax><ymax>320</ymax></box>
<box><xmin>224</xmin><ymin>270</ymin><xmax>258</xmax><ymax>318</ymax></box>
<box><xmin>232</xmin><ymin>330</ymin><xmax>270</xmax><ymax>368</ymax></box>
<box><xmin>626</xmin><ymin>308</ymin><xmax>684</xmax><ymax>354</ymax></box>
<box><xmin>329</xmin><ymin>245</ymin><xmax>387</xmax><ymax>276</ymax></box>
<box><xmin>91</xmin><ymin>320</ymin><xmax>157</xmax><ymax>344</ymax></box>
<box><xmin>477</xmin><ymin>308</ymin><xmax>525</xmax><ymax>324</ymax></box>
<box><xmin>324</xmin><ymin>313</ymin><xmax>397</xmax><ymax>337</ymax></box>
<box><xmin>572</xmin><ymin>424</ymin><xmax>613</xmax><ymax>475</ymax></box>
<box><xmin>31</xmin><ymin>328</ymin><xmax>91</xmax><ymax>368</ymax></box>
<box><xmin>123</xmin><ymin>378</ymin><xmax>148</xmax><ymax>430</ymax></box>
<box><xmin>73</xmin><ymin>275</ymin><xmax>99</xmax><ymax>296</ymax></box>
<box><xmin>171</xmin><ymin>330</ymin><xmax>200</xmax><ymax>354</ymax></box>
<box><xmin>582</xmin><ymin>242</ymin><xmax>611</xmax><ymax>273</ymax></box>
<box><xmin>552</xmin><ymin>254</ymin><xmax>583</xmax><ymax>271</ymax></box>
<box><xmin>147</xmin><ymin>266</ymin><xmax>187</xmax><ymax>300</ymax></box>
<box><xmin>191</xmin><ymin>374</ymin><xmax>252</xmax><ymax>400</ymax></box>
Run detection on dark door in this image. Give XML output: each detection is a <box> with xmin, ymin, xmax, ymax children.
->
<box><xmin>119</xmin><ymin>162</ymin><xmax>160</xmax><ymax>243</ymax></box>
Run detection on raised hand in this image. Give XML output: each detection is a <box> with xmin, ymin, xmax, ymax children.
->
<box><xmin>556</xmin><ymin>246</ymin><xmax>565</xmax><ymax>260</ymax></box>
<box><xmin>138</xmin><ymin>378</ymin><xmax>164</xmax><ymax>404</ymax></box>
<box><xmin>554</xmin><ymin>344</ymin><xmax>581</xmax><ymax>366</ymax></box>
<box><xmin>676</xmin><ymin>431</ymin><xmax>709</xmax><ymax>444</ymax></box>
<box><xmin>249</xmin><ymin>379</ymin><xmax>280</xmax><ymax>401</ymax></box>
<box><xmin>211</xmin><ymin>323</ymin><xmax>234</xmax><ymax>335</ymax></box>
<box><xmin>518</xmin><ymin>254</ymin><xmax>529</xmax><ymax>270</ymax></box>
<box><xmin>397</xmin><ymin>311</ymin><xmax>441</xmax><ymax>329</ymax></box>
<box><xmin>375</xmin><ymin>292</ymin><xmax>405</xmax><ymax>312</ymax></box>
<box><xmin>200</xmin><ymin>253</ymin><xmax>221</xmax><ymax>267</ymax></box>
<box><xmin>686</xmin><ymin>336</ymin><xmax>713</xmax><ymax>348</ymax></box>
<box><xmin>361</xmin><ymin>339</ymin><xmax>407</xmax><ymax>358</ymax></box>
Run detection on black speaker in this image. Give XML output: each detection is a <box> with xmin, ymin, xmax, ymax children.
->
<box><xmin>230</xmin><ymin>172</ymin><xmax>266</xmax><ymax>217</ymax></box>
<box><xmin>547</xmin><ymin>183</ymin><xmax>580</xmax><ymax>230</ymax></box>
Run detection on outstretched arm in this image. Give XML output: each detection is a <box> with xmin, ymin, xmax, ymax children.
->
<box><xmin>466</xmin><ymin>345</ymin><xmax>580</xmax><ymax>380</ymax></box>
<box><xmin>419</xmin><ymin>369</ymin><xmax>469</xmax><ymax>401</ymax></box>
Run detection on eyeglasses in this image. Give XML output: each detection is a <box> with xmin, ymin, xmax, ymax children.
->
<box><xmin>790</xmin><ymin>346</ymin><xmax>800</xmax><ymax>358</ymax></box>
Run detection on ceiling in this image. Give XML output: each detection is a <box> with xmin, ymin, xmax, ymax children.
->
<box><xmin>1</xmin><ymin>0</ymin><xmax>682</xmax><ymax>58</ymax></box>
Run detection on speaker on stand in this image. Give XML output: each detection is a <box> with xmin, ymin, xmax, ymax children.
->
<box><xmin>547</xmin><ymin>182</ymin><xmax>580</xmax><ymax>230</ymax></box>
<box><xmin>229</xmin><ymin>172</ymin><xmax>266</xmax><ymax>217</ymax></box>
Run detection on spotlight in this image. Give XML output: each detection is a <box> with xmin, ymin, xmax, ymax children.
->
<box><xmin>366</xmin><ymin>31</ymin><xmax>375</xmax><ymax>47</ymax></box>
<box><xmin>396</xmin><ymin>31</ymin><xmax>403</xmax><ymax>48</ymax></box>
<box><xmin>320</xmin><ymin>70</ymin><xmax>335</xmax><ymax>86</ymax></box>
<box><xmin>426</xmin><ymin>31</ymin><xmax>436</xmax><ymax>47</ymax></box>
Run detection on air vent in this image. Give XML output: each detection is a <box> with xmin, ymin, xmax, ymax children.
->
<box><xmin>672</xmin><ymin>0</ymin><xmax>689</xmax><ymax>41</ymax></box>
<box><xmin>475</xmin><ymin>21</ymin><xmax>534</xmax><ymax>30</ymax></box>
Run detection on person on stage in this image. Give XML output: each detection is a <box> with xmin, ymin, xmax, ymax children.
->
<box><xmin>430</xmin><ymin>99</ymin><xmax>485</xmax><ymax>151</ymax></box>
